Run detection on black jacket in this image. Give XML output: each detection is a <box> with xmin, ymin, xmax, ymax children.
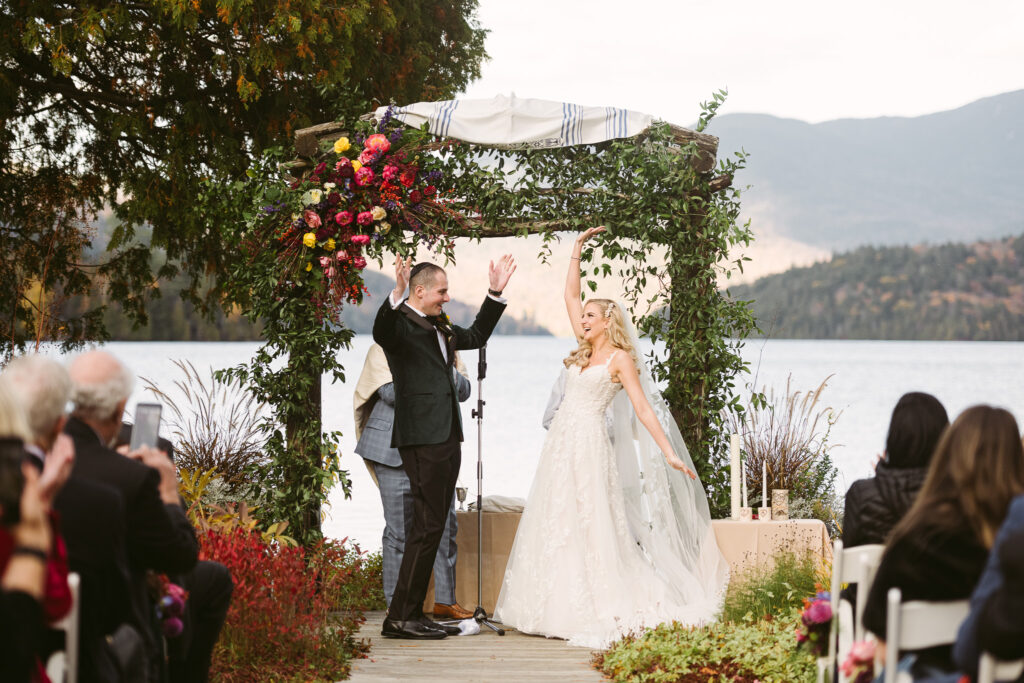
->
<box><xmin>65</xmin><ymin>417</ymin><xmax>199</xmax><ymax>680</ymax></box>
<box><xmin>373</xmin><ymin>297</ymin><xmax>504</xmax><ymax>448</ymax></box>
<box><xmin>842</xmin><ymin>462</ymin><xmax>928</xmax><ymax>547</ymax></box>
<box><xmin>53</xmin><ymin>476</ymin><xmax>133</xmax><ymax>683</ymax></box>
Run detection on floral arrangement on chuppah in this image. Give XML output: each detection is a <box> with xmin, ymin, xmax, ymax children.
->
<box><xmin>250</xmin><ymin>106</ymin><xmax>465</xmax><ymax>322</ymax></box>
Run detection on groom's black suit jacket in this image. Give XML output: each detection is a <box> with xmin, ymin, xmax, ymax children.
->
<box><xmin>373</xmin><ymin>296</ymin><xmax>505</xmax><ymax>448</ymax></box>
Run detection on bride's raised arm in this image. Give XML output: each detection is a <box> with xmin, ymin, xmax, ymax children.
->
<box><xmin>564</xmin><ymin>227</ymin><xmax>605</xmax><ymax>339</ymax></box>
<box><xmin>611</xmin><ymin>353</ymin><xmax>698</xmax><ymax>479</ymax></box>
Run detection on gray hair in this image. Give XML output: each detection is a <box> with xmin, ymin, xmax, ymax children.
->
<box><xmin>2</xmin><ymin>354</ymin><xmax>72</xmax><ymax>442</ymax></box>
<box><xmin>70</xmin><ymin>352</ymin><xmax>134</xmax><ymax>422</ymax></box>
<box><xmin>0</xmin><ymin>376</ymin><xmax>31</xmax><ymax>442</ymax></box>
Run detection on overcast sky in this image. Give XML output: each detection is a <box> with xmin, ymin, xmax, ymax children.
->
<box><xmin>461</xmin><ymin>0</ymin><xmax>1024</xmax><ymax>124</ymax></box>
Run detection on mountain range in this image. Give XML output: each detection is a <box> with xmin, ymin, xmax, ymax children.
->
<box><xmin>705</xmin><ymin>89</ymin><xmax>1024</xmax><ymax>254</ymax></box>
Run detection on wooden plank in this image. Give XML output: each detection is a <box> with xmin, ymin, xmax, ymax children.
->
<box><xmin>348</xmin><ymin>612</ymin><xmax>606</xmax><ymax>682</ymax></box>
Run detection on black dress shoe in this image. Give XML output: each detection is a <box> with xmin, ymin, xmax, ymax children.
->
<box><xmin>417</xmin><ymin>615</ymin><xmax>461</xmax><ymax>635</ymax></box>
<box><xmin>381</xmin><ymin>617</ymin><xmax>447</xmax><ymax>639</ymax></box>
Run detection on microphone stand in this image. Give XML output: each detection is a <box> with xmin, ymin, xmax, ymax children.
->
<box><xmin>470</xmin><ymin>344</ymin><xmax>505</xmax><ymax>635</ymax></box>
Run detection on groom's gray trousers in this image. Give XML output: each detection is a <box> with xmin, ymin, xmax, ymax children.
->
<box><xmin>355</xmin><ymin>380</ymin><xmax>465</xmax><ymax>607</ymax></box>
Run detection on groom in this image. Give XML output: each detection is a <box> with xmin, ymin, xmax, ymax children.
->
<box><xmin>373</xmin><ymin>254</ymin><xmax>516</xmax><ymax>639</ymax></box>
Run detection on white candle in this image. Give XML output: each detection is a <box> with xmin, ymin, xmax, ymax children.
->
<box><xmin>762</xmin><ymin>461</ymin><xmax>768</xmax><ymax>507</ymax></box>
<box><xmin>730</xmin><ymin>434</ymin><xmax>741</xmax><ymax>519</ymax></box>
<box><xmin>741</xmin><ymin>461</ymin><xmax>748</xmax><ymax>508</ymax></box>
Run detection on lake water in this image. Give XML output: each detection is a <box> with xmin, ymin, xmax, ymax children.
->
<box><xmin>55</xmin><ymin>337</ymin><xmax>1024</xmax><ymax>551</ymax></box>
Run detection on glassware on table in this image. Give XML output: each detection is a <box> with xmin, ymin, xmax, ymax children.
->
<box><xmin>456</xmin><ymin>484</ymin><xmax>468</xmax><ymax>511</ymax></box>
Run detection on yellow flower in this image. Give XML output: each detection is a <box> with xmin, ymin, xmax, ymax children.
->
<box><xmin>333</xmin><ymin>136</ymin><xmax>351</xmax><ymax>153</ymax></box>
<box><xmin>326</xmin><ymin>238</ymin><xmax>336</xmax><ymax>251</ymax></box>
<box><xmin>378</xmin><ymin>221</ymin><xmax>391</xmax><ymax>234</ymax></box>
<box><xmin>351</xmin><ymin>160</ymin><xmax>362</xmax><ymax>172</ymax></box>
<box><xmin>302</xmin><ymin>232</ymin><xmax>316</xmax><ymax>248</ymax></box>
<box><xmin>305</xmin><ymin>262</ymin><xmax>312</xmax><ymax>271</ymax></box>
<box><xmin>371</xmin><ymin>205</ymin><xmax>387</xmax><ymax>221</ymax></box>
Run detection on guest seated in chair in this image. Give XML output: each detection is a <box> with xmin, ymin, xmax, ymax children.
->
<box><xmin>953</xmin><ymin>492</ymin><xmax>1024</xmax><ymax>681</ymax></box>
<box><xmin>354</xmin><ymin>343</ymin><xmax>474</xmax><ymax>621</ymax></box>
<box><xmin>843</xmin><ymin>392</ymin><xmax>948</xmax><ymax>548</ymax></box>
<box><xmin>863</xmin><ymin>405</ymin><xmax>1024</xmax><ymax>680</ymax></box>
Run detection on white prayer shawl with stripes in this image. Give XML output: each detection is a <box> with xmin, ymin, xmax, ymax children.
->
<box><xmin>373</xmin><ymin>94</ymin><xmax>654</xmax><ymax>149</ymax></box>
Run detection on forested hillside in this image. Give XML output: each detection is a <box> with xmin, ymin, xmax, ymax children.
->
<box><xmin>80</xmin><ymin>269</ymin><xmax>550</xmax><ymax>341</ymax></box>
<box><xmin>729</xmin><ymin>234</ymin><xmax>1024</xmax><ymax>340</ymax></box>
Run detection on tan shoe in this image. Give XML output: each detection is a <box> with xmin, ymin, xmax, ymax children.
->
<box><xmin>432</xmin><ymin>602</ymin><xmax>474</xmax><ymax>620</ymax></box>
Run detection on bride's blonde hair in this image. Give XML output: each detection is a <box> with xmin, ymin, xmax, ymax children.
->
<box><xmin>564</xmin><ymin>299</ymin><xmax>638</xmax><ymax>369</ymax></box>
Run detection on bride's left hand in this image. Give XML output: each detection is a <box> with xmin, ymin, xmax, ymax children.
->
<box><xmin>666</xmin><ymin>453</ymin><xmax>697</xmax><ymax>479</ymax></box>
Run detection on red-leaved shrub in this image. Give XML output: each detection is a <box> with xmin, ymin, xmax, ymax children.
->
<box><xmin>200</xmin><ymin>527</ymin><xmax>368</xmax><ymax>682</ymax></box>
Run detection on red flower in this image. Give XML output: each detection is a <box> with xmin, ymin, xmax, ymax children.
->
<box><xmin>399</xmin><ymin>169</ymin><xmax>416</xmax><ymax>187</ymax></box>
<box><xmin>409</xmin><ymin>190</ymin><xmax>423</xmax><ymax>204</ymax></box>
<box><xmin>335</xmin><ymin>158</ymin><xmax>354</xmax><ymax>178</ymax></box>
<box><xmin>356</xmin><ymin>211</ymin><xmax>373</xmax><ymax>226</ymax></box>
<box><xmin>334</xmin><ymin>211</ymin><xmax>353</xmax><ymax>226</ymax></box>
<box><xmin>314</xmin><ymin>162</ymin><xmax>327</xmax><ymax>175</ymax></box>
<box><xmin>423</xmin><ymin>185</ymin><xmax>436</xmax><ymax>197</ymax></box>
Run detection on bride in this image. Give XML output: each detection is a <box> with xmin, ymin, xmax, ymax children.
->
<box><xmin>494</xmin><ymin>227</ymin><xmax>729</xmax><ymax>648</ymax></box>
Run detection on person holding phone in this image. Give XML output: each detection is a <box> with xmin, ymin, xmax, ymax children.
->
<box><xmin>66</xmin><ymin>350</ymin><xmax>201</xmax><ymax>680</ymax></box>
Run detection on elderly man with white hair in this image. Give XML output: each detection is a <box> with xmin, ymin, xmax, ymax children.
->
<box><xmin>3</xmin><ymin>354</ymin><xmax>133</xmax><ymax>683</ymax></box>
<box><xmin>64</xmin><ymin>350</ymin><xmax>201</xmax><ymax>681</ymax></box>
<box><xmin>66</xmin><ymin>350</ymin><xmax>232</xmax><ymax>683</ymax></box>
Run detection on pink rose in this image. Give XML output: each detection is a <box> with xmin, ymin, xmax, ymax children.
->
<box><xmin>354</xmin><ymin>167</ymin><xmax>375</xmax><ymax>187</ymax></box>
<box><xmin>353</xmin><ymin>256</ymin><xmax>367</xmax><ymax>269</ymax></box>
<box><xmin>364</xmin><ymin>133</ymin><xmax>391</xmax><ymax>154</ymax></box>
<box><xmin>356</xmin><ymin>211</ymin><xmax>373</xmax><ymax>226</ymax></box>
<box><xmin>383</xmin><ymin>165</ymin><xmax>399</xmax><ymax>182</ymax></box>
<box><xmin>350</xmin><ymin>234</ymin><xmax>371</xmax><ymax>246</ymax></box>
<box><xmin>326</xmin><ymin>267</ymin><xmax>336</xmax><ymax>278</ymax></box>
<box><xmin>358</xmin><ymin>148</ymin><xmax>376</xmax><ymax>165</ymax></box>
<box><xmin>336</xmin><ymin>250</ymin><xmax>349</xmax><ymax>261</ymax></box>
<box><xmin>319</xmin><ymin>256</ymin><xmax>331</xmax><ymax>268</ymax></box>
<box><xmin>334</xmin><ymin>211</ymin><xmax>353</xmax><ymax>226</ymax></box>
<box><xmin>303</xmin><ymin>210</ymin><xmax>321</xmax><ymax>228</ymax></box>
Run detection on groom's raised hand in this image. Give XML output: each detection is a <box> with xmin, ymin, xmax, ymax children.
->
<box><xmin>488</xmin><ymin>254</ymin><xmax>516</xmax><ymax>294</ymax></box>
<box><xmin>392</xmin><ymin>255</ymin><xmax>412</xmax><ymax>301</ymax></box>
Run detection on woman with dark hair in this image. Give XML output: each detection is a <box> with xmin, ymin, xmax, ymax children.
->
<box><xmin>862</xmin><ymin>405</ymin><xmax>1024</xmax><ymax>678</ymax></box>
<box><xmin>842</xmin><ymin>392</ymin><xmax>949</xmax><ymax>548</ymax></box>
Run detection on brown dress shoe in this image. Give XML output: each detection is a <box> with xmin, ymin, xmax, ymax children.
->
<box><xmin>432</xmin><ymin>602</ymin><xmax>474</xmax><ymax>620</ymax></box>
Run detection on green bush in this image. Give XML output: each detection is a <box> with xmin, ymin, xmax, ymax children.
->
<box><xmin>721</xmin><ymin>551</ymin><xmax>824</xmax><ymax>623</ymax></box>
<box><xmin>331</xmin><ymin>549</ymin><xmax>386</xmax><ymax>612</ymax></box>
<box><xmin>596</xmin><ymin>609</ymin><xmax>816</xmax><ymax>683</ymax></box>
<box><xmin>594</xmin><ymin>552</ymin><xmax>826</xmax><ymax>681</ymax></box>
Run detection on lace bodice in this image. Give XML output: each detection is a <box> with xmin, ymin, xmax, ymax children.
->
<box><xmin>562</xmin><ymin>357</ymin><xmax>623</xmax><ymax>418</ymax></box>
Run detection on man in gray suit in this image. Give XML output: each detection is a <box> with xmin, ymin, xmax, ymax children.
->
<box><xmin>354</xmin><ymin>343</ymin><xmax>474</xmax><ymax>621</ymax></box>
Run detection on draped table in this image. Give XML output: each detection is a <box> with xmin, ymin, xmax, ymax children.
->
<box><xmin>424</xmin><ymin>512</ymin><xmax>832</xmax><ymax>613</ymax></box>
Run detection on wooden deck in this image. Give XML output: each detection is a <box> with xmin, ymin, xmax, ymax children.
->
<box><xmin>347</xmin><ymin>612</ymin><xmax>608</xmax><ymax>682</ymax></box>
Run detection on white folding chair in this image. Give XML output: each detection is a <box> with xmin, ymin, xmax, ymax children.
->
<box><xmin>978</xmin><ymin>652</ymin><xmax>1024</xmax><ymax>683</ymax></box>
<box><xmin>882</xmin><ymin>587</ymin><xmax>969</xmax><ymax>683</ymax></box>
<box><xmin>824</xmin><ymin>540</ymin><xmax>885</xmax><ymax>681</ymax></box>
<box><xmin>45</xmin><ymin>572</ymin><xmax>80</xmax><ymax>683</ymax></box>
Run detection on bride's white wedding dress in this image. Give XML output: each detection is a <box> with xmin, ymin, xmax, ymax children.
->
<box><xmin>494</xmin><ymin>352</ymin><xmax>729</xmax><ymax>648</ymax></box>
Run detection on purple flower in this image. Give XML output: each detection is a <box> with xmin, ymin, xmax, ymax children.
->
<box><xmin>163</xmin><ymin>617</ymin><xmax>184</xmax><ymax>638</ymax></box>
